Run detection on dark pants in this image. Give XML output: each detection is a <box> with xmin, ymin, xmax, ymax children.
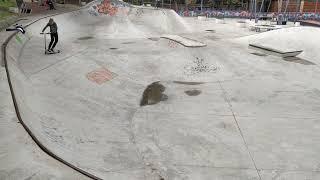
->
<box><xmin>48</xmin><ymin>33</ymin><xmax>58</xmax><ymax>50</ymax></box>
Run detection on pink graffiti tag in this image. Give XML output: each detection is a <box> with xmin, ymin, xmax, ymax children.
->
<box><xmin>86</xmin><ymin>68</ymin><xmax>116</xmax><ymax>84</ymax></box>
<box><xmin>168</xmin><ymin>40</ymin><xmax>178</xmax><ymax>48</ymax></box>
<box><xmin>97</xmin><ymin>0</ymin><xmax>118</xmax><ymax>16</ymax></box>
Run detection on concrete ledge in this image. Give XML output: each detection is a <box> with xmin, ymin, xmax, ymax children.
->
<box><xmin>161</xmin><ymin>34</ymin><xmax>206</xmax><ymax>47</ymax></box>
<box><xmin>249</xmin><ymin>43</ymin><xmax>303</xmax><ymax>57</ymax></box>
<box><xmin>299</xmin><ymin>20</ymin><xmax>320</xmax><ymax>27</ymax></box>
<box><xmin>249</xmin><ymin>24</ymin><xmax>282</xmax><ymax>32</ymax></box>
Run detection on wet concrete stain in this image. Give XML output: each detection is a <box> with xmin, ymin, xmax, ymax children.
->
<box><xmin>205</xmin><ymin>29</ymin><xmax>216</xmax><ymax>32</ymax></box>
<box><xmin>251</xmin><ymin>52</ymin><xmax>268</xmax><ymax>56</ymax></box>
<box><xmin>109</xmin><ymin>48</ymin><xmax>118</xmax><ymax>50</ymax></box>
<box><xmin>140</xmin><ymin>82</ymin><xmax>168</xmax><ymax>106</ymax></box>
<box><xmin>283</xmin><ymin>57</ymin><xmax>316</xmax><ymax>65</ymax></box>
<box><xmin>173</xmin><ymin>81</ymin><xmax>204</xmax><ymax>85</ymax></box>
<box><xmin>148</xmin><ymin>37</ymin><xmax>160</xmax><ymax>41</ymax></box>
<box><xmin>185</xmin><ymin>89</ymin><xmax>201</xmax><ymax>96</ymax></box>
<box><xmin>78</xmin><ymin>36</ymin><xmax>94</xmax><ymax>40</ymax></box>
<box><xmin>205</xmin><ymin>35</ymin><xmax>220</xmax><ymax>40</ymax></box>
<box><xmin>122</xmin><ymin>41</ymin><xmax>135</xmax><ymax>44</ymax></box>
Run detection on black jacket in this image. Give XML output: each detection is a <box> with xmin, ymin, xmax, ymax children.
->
<box><xmin>43</xmin><ymin>22</ymin><xmax>58</xmax><ymax>34</ymax></box>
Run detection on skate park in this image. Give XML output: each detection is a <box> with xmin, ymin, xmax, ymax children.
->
<box><xmin>1</xmin><ymin>0</ymin><xmax>320</xmax><ymax>179</ymax></box>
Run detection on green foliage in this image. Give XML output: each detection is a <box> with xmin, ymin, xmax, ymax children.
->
<box><xmin>0</xmin><ymin>0</ymin><xmax>17</xmax><ymax>9</ymax></box>
<box><xmin>0</xmin><ymin>10</ymin><xmax>13</xmax><ymax>20</ymax></box>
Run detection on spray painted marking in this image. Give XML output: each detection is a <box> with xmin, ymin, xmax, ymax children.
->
<box><xmin>168</xmin><ymin>40</ymin><xmax>178</xmax><ymax>48</ymax></box>
<box><xmin>86</xmin><ymin>68</ymin><xmax>117</xmax><ymax>84</ymax></box>
<box><xmin>15</xmin><ymin>34</ymin><xmax>23</xmax><ymax>44</ymax></box>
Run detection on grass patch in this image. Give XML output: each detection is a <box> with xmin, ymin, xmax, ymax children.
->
<box><xmin>0</xmin><ymin>10</ymin><xmax>13</xmax><ymax>19</ymax></box>
<box><xmin>0</xmin><ymin>0</ymin><xmax>17</xmax><ymax>10</ymax></box>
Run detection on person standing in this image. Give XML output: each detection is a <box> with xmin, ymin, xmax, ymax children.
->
<box><xmin>42</xmin><ymin>18</ymin><xmax>58</xmax><ymax>53</ymax></box>
<box><xmin>47</xmin><ymin>0</ymin><xmax>56</xmax><ymax>10</ymax></box>
<box><xmin>157</xmin><ymin>0</ymin><xmax>161</xmax><ymax>8</ymax></box>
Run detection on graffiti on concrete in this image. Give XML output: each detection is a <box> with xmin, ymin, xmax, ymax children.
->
<box><xmin>168</xmin><ymin>40</ymin><xmax>178</xmax><ymax>48</ymax></box>
<box><xmin>86</xmin><ymin>67</ymin><xmax>117</xmax><ymax>84</ymax></box>
<box><xmin>88</xmin><ymin>0</ymin><xmax>130</xmax><ymax>16</ymax></box>
<box><xmin>97</xmin><ymin>0</ymin><xmax>118</xmax><ymax>15</ymax></box>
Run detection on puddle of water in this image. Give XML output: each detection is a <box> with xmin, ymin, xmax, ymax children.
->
<box><xmin>140</xmin><ymin>82</ymin><xmax>167</xmax><ymax>106</ymax></box>
<box><xmin>173</xmin><ymin>81</ymin><xmax>204</xmax><ymax>85</ymax></box>
<box><xmin>185</xmin><ymin>89</ymin><xmax>201</xmax><ymax>96</ymax></box>
<box><xmin>78</xmin><ymin>36</ymin><xmax>94</xmax><ymax>40</ymax></box>
<box><xmin>283</xmin><ymin>57</ymin><xmax>316</xmax><ymax>65</ymax></box>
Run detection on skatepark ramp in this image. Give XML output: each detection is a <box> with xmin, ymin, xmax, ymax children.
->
<box><xmin>161</xmin><ymin>34</ymin><xmax>206</xmax><ymax>47</ymax></box>
<box><xmin>236</xmin><ymin>26</ymin><xmax>320</xmax><ymax>63</ymax></box>
<box><xmin>1</xmin><ymin>1</ymin><xmax>204</xmax><ymax>179</ymax></box>
<box><xmin>249</xmin><ymin>43</ymin><xmax>303</xmax><ymax>58</ymax></box>
<box><xmin>4</xmin><ymin>0</ymin><xmax>320</xmax><ymax>179</ymax></box>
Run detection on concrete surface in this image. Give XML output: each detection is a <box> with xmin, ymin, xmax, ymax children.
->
<box><xmin>2</xmin><ymin>0</ymin><xmax>320</xmax><ymax>179</ymax></box>
<box><xmin>0</xmin><ymin>30</ymin><xmax>89</xmax><ymax>180</ymax></box>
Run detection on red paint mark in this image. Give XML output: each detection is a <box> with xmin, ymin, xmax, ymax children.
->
<box><xmin>97</xmin><ymin>0</ymin><xmax>118</xmax><ymax>16</ymax></box>
<box><xmin>86</xmin><ymin>68</ymin><xmax>116</xmax><ymax>84</ymax></box>
<box><xmin>168</xmin><ymin>40</ymin><xmax>178</xmax><ymax>48</ymax></box>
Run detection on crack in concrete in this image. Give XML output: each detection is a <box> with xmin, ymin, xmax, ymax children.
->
<box><xmin>218</xmin><ymin>80</ymin><xmax>262</xmax><ymax>180</ymax></box>
<box><xmin>128</xmin><ymin>109</ymin><xmax>164</xmax><ymax>180</ymax></box>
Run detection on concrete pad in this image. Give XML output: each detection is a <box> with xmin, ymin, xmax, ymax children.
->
<box><xmin>133</xmin><ymin>111</ymin><xmax>254</xmax><ymax>168</ymax></box>
<box><xmin>174</xmin><ymin>166</ymin><xmax>260</xmax><ymax>180</ymax></box>
<box><xmin>0</xmin><ymin>58</ymin><xmax>89</xmax><ymax>180</ymax></box>
<box><xmin>237</xmin><ymin>116</ymin><xmax>320</xmax><ymax>171</ymax></box>
<box><xmin>260</xmin><ymin>170</ymin><xmax>320</xmax><ymax>180</ymax></box>
<box><xmin>2</xmin><ymin>1</ymin><xmax>320</xmax><ymax>179</ymax></box>
<box><xmin>139</xmin><ymin>82</ymin><xmax>231</xmax><ymax>115</ymax></box>
<box><xmin>221</xmin><ymin>78</ymin><xmax>320</xmax><ymax>118</ymax></box>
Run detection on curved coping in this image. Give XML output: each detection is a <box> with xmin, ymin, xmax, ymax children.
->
<box><xmin>1</xmin><ymin>10</ymin><xmax>102</xmax><ymax>180</ymax></box>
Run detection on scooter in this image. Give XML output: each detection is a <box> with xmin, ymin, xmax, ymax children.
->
<box><xmin>40</xmin><ymin>32</ymin><xmax>60</xmax><ymax>54</ymax></box>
